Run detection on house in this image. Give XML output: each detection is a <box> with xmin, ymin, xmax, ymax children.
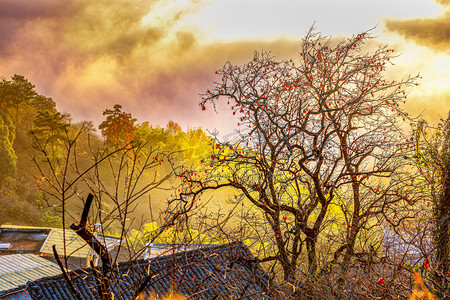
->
<box><xmin>0</xmin><ymin>254</ymin><xmax>62</xmax><ymax>300</ymax></box>
<box><xmin>11</xmin><ymin>241</ymin><xmax>270</xmax><ymax>299</ymax></box>
<box><xmin>0</xmin><ymin>224</ymin><xmax>123</xmax><ymax>269</ymax></box>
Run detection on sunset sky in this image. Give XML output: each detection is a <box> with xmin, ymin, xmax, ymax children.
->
<box><xmin>1</xmin><ymin>0</ymin><xmax>449</xmax><ymax>139</ymax></box>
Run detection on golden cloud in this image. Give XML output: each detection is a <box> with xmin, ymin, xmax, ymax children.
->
<box><xmin>385</xmin><ymin>12</ymin><xmax>450</xmax><ymax>54</ymax></box>
<box><xmin>0</xmin><ymin>0</ymin><xmax>441</xmax><ymax>134</ymax></box>
<box><xmin>0</xmin><ymin>0</ymin><xmax>303</xmax><ymax>134</ymax></box>
<box><xmin>405</xmin><ymin>92</ymin><xmax>450</xmax><ymax>123</ymax></box>
<box><xmin>436</xmin><ymin>0</ymin><xmax>450</xmax><ymax>5</ymax></box>
<box><xmin>383</xmin><ymin>1</ymin><xmax>450</xmax><ymax>123</ymax></box>
<box><xmin>384</xmin><ymin>0</ymin><xmax>450</xmax><ymax>54</ymax></box>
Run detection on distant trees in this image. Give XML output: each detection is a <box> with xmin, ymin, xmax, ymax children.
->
<box><xmin>0</xmin><ymin>75</ymin><xmax>62</xmax><ymax>223</ymax></box>
<box><xmin>166</xmin><ymin>120</ymin><xmax>182</xmax><ymax>133</ymax></box>
<box><xmin>0</xmin><ymin>75</ymin><xmax>36</xmax><ymax>183</ymax></box>
<box><xmin>29</xmin><ymin>99</ymin><xmax>214</xmax><ymax>248</ymax></box>
<box><xmin>0</xmin><ymin>75</ymin><xmax>61</xmax><ymax>191</ymax></box>
<box><xmin>0</xmin><ymin>74</ymin><xmax>61</xmax><ymax>159</ymax></box>
<box><xmin>134</xmin><ymin>121</ymin><xmax>212</xmax><ymax>172</ymax></box>
<box><xmin>0</xmin><ymin>74</ymin><xmax>37</xmax><ymax>126</ymax></box>
<box><xmin>98</xmin><ymin>104</ymin><xmax>137</xmax><ymax>148</ymax></box>
<box><xmin>0</xmin><ymin>71</ymin><xmax>214</xmax><ymax>226</ymax></box>
<box><xmin>171</xmin><ymin>28</ymin><xmax>425</xmax><ymax>288</ymax></box>
<box><xmin>31</xmin><ymin>110</ymin><xmax>210</xmax><ymax>299</ymax></box>
<box><xmin>31</xmin><ymin>111</ymin><xmax>70</xmax><ymax>160</ymax></box>
<box><xmin>0</xmin><ymin>119</ymin><xmax>17</xmax><ymax>183</ymax></box>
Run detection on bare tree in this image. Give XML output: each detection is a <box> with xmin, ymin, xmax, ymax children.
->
<box><xmin>170</xmin><ymin>27</ymin><xmax>426</xmax><ymax>289</ymax></box>
<box><xmin>30</xmin><ymin>120</ymin><xmax>193</xmax><ymax>299</ymax></box>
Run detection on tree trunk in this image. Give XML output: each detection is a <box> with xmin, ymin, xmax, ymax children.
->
<box><xmin>71</xmin><ymin>194</ymin><xmax>113</xmax><ymax>300</ymax></box>
<box><xmin>305</xmin><ymin>235</ymin><xmax>317</xmax><ymax>275</ymax></box>
<box><xmin>341</xmin><ymin>224</ymin><xmax>360</xmax><ymax>268</ymax></box>
<box><xmin>282</xmin><ymin>262</ymin><xmax>296</xmax><ymax>284</ymax></box>
<box><xmin>277</xmin><ymin>238</ymin><xmax>297</xmax><ymax>284</ymax></box>
<box><xmin>337</xmin><ymin>223</ymin><xmax>360</xmax><ymax>295</ymax></box>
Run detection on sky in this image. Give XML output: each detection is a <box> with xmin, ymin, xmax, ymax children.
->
<box><xmin>0</xmin><ymin>0</ymin><xmax>449</xmax><ymax>139</ymax></box>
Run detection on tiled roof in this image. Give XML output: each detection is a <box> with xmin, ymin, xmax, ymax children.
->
<box><xmin>25</xmin><ymin>242</ymin><xmax>270</xmax><ymax>299</ymax></box>
<box><xmin>0</xmin><ymin>254</ymin><xmax>62</xmax><ymax>293</ymax></box>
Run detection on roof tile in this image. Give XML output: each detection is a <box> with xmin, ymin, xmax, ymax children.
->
<box><xmin>25</xmin><ymin>242</ymin><xmax>270</xmax><ymax>299</ymax></box>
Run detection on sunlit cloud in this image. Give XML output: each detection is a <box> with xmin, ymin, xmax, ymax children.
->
<box><xmin>383</xmin><ymin>0</ymin><xmax>450</xmax><ymax>124</ymax></box>
<box><xmin>384</xmin><ymin>0</ymin><xmax>450</xmax><ymax>54</ymax></box>
<box><xmin>0</xmin><ymin>0</ymin><xmax>303</xmax><ymax>136</ymax></box>
<box><xmin>0</xmin><ymin>0</ymin><xmax>197</xmax><ymax>125</ymax></box>
<box><xmin>436</xmin><ymin>0</ymin><xmax>450</xmax><ymax>5</ymax></box>
<box><xmin>0</xmin><ymin>0</ymin><xmax>447</xmax><ymax>136</ymax></box>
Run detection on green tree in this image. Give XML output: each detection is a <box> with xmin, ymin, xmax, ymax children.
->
<box><xmin>0</xmin><ymin>118</ymin><xmax>17</xmax><ymax>183</ymax></box>
<box><xmin>0</xmin><ymin>75</ymin><xmax>34</xmax><ymax>181</ymax></box>
<box><xmin>0</xmin><ymin>75</ymin><xmax>60</xmax><ymax>224</ymax></box>
<box><xmin>30</xmin><ymin>111</ymin><xmax>70</xmax><ymax>160</ymax></box>
<box><xmin>31</xmin><ymin>95</ymin><xmax>57</xmax><ymax>113</ymax></box>
<box><xmin>135</xmin><ymin>121</ymin><xmax>212</xmax><ymax>167</ymax></box>
<box><xmin>0</xmin><ymin>74</ymin><xmax>37</xmax><ymax>127</ymax></box>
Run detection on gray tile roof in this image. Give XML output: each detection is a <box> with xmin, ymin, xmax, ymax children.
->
<box><xmin>25</xmin><ymin>242</ymin><xmax>270</xmax><ymax>299</ymax></box>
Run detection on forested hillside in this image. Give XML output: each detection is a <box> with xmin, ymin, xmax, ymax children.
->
<box><xmin>0</xmin><ymin>75</ymin><xmax>60</xmax><ymax>224</ymax></box>
<box><xmin>0</xmin><ymin>75</ymin><xmax>216</xmax><ymax>227</ymax></box>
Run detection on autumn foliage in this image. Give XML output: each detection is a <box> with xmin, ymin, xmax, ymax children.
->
<box><xmin>98</xmin><ymin>104</ymin><xmax>137</xmax><ymax>147</ymax></box>
<box><xmin>409</xmin><ymin>273</ymin><xmax>437</xmax><ymax>300</ymax></box>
